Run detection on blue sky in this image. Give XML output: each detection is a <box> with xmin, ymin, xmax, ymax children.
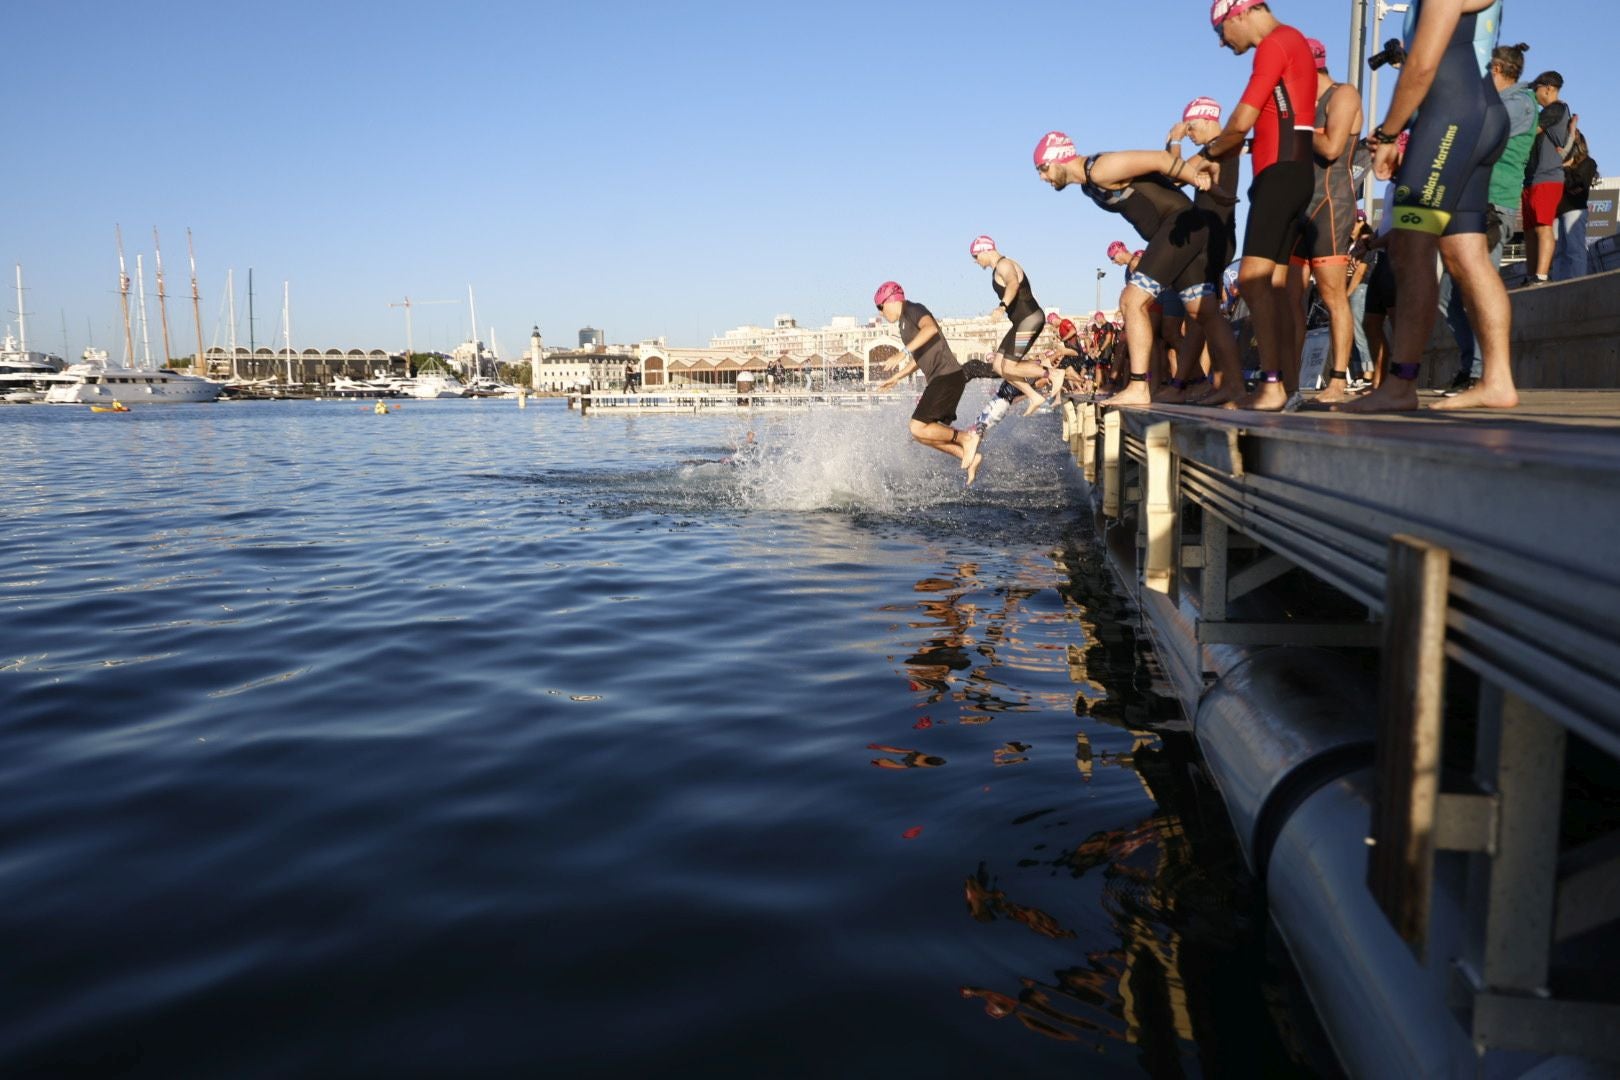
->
<box><xmin>6</xmin><ymin>0</ymin><xmax>1610</xmax><ymax>360</ymax></box>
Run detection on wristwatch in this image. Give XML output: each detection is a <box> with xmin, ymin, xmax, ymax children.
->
<box><xmin>1371</xmin><ymin>125</ymin><xmax>1402</xmax><ymax>146</ymax></box>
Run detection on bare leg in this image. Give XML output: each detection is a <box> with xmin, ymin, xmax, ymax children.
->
<box><xmin>1533</xmin><ymin>223</ymin><xmax>1555</xmax><ymax>279</ymax></box>
<box><xmin>1337</xmin><ymin>230</ymin><xmax>1436</xmax><ymax>413</ymax></box>
<box><xmin>1312</xmin><ymin>263</ymin><xmax>1356</xmax><ymax>404</ymax></box>
<box><xmin>1106</xmin><ymin>284</ymin><xmax>1155</xmax><ymax>406</ymax></box>
<box><xmin>1365</xmin><ymin>311</ymin><xmax>1389</xmax><ymax>388</ymax></box>
<box><xmin>1227</xmin><ymin>257</ymin><xmax>1290</xmax><ymax>411</ymax></box>
<box><xmin>910</xmin><ymin>419</ymin><xmax>968</xmax><ymax>462</ymax></box>
<box><xmin>1431</xmin><ymin>232</ymin><xmax>1518</xmax><ymax>410</ymax></box>
<box><xmin>1185</xmin><ymin>296</ymin><xmax>1244</xmax><ymax>406</ymax></box>
<box><xmin>1285</xmin><ymin>260</ymin><xmax>1311</xmax><ymax>366</ymax></box>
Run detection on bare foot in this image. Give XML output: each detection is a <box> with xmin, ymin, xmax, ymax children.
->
<box><xmin>958</xmin><ymin>428</ymin><xmax>981</xmax><ymax>470</ymax></box>
<box><xmin>1020</xmin><ymin>390</ymin><xmax>1045</xmax><ymax>417</ymax></box>
<box><xmin>1314</xmin><ymin>378</ymin><xmax>1356</xmax><ymax>404</ymax></box>
<box><xmin>1429</xmin><ymin>381</ymin><xmax>1519</xmax><ymax>410</ymax></box>
<box><xmin>1333</xmin><ymin>378</ymin><xmax>1420</xmax><ymax>413</ymax></box>
<box><xmin>1155</xmin><ymin>383</ymin><xmax>1189</xmax><ymax>404</ymax></box>
<box><xmin>1223</xmin><ymin>380</ymin><xmax>1289</xmax><ymax>412</ymax></box>
<box><xmin>1101</xmin><ymin>381</ymin><xmax>1153</xmax><ymax>407</ymax></box>
<box><xmin>965</xmin><ymin>453</ymin><xmax>984</xmax><ymax>486</ymax></box>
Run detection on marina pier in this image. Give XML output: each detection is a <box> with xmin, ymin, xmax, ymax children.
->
<box><xmin>1061</xmin><ymin>391</ymin><xmax>1620</xmax><ymax>1075</ymax></box>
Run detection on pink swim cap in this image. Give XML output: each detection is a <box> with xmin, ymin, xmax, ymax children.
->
<box><xmin>1092</xmin><ymin>311</ymin><xmax>1106</xmax><ymax>324</ymax></box>
<box><xmin>1046</xmin><ymin>312</ymin><xmax>1060</xmax><ymax>325</ymax></box>
<box><xmin>1306</xmin><ymin>38</ymin><xmax>1328</xmax><ymax>69</ymax></box>
<box><xmin>1183</xmin><ymin>96</ymin><xmax>1222</xmax><ymax>124</ymax></box>
<box><xmin>874</xmin><ymin>281</ymin><xmax>904</xmax><ymax>308</ymax></box>
<box><xmin>969</xmin><ymin>235</ymin><xmax>996</xmax><ymax>257</ymax></box>
<box><xmin>1210</xmin><ymin>0</ymin><xmax>1264</xmax><ymax>27</ymax></box>
<box><xmin>1107</xmin><ymin>240</ymin><xmax>1128</xmax><ymax>259</ymax></box>
<box><xmin>1132</xmin><ymin>249</ymin><xmax>1144</xmax><ymax>260</ymax></box>
<box><xmin>1033</xmin><ymin>131</ymin><xmax>1077</xmax><ymax>169</ymax></box>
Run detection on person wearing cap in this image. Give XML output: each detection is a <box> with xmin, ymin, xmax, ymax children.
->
<box><xmin>1032</xmin><ymin>130</ymin><xmax>1208</xmax><ymax>407</ymax></box>
<box><xmin>1523</xmin><ymin>70</ymin><xmax>1579</xmax><ymax>285</ymax></box>
<box><xmin>871</xmin><ymin>281</ymin><xmax>986</xmax><ymax>485</ymax></box>
<box><xmin>1283</xmin><ymin>37</ymin><xmax>1365</xmax><ymax>404</ymax></box>
<box><xmin>1164</xmin><ymin>95</ymin><xmax>1248</xmax><ymax>407</ymax></box>
<box><xmin>956</xmin><ymin>237</ymin><xmax>1055</xmax><ymax>470</ymax></box>
<box><xmin>1339</xmin><ymin>0</ymin><xmax>1516</xmax><ymax>414</ymax></box>
<box><xmin>1197</xmin><ymin>0</ymin><xmax>1321</xmax><ymax>412</ymax></box>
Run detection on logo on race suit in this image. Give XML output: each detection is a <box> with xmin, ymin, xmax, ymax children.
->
<box><xmin>1394</xmin><ymin>186</ymin><xmax>1412</xmax><ymax>203</ymax></box>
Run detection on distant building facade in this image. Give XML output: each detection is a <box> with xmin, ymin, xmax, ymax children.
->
<box><xmin>578</xmin><ymin>327</ymin><xmax>604</xmax><ymax>349</ymax></box>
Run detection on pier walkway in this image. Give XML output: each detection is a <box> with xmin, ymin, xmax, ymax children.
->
<box><xmin>1062</xmin><ymin>389</ymin><xmax>1620</xmax><ymax>1075</ymax></box>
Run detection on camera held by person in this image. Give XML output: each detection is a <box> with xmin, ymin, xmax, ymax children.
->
<box><xmin>1368</xmin><ymin>38</ymin><xmax>1406</xmax><ymax>70</ymax></box>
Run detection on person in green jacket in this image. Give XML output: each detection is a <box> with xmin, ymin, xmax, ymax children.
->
<box><xmin>1486</xmin><ymin>42</ymin><xmax>1537</xmax><ymax>266</ymax></box>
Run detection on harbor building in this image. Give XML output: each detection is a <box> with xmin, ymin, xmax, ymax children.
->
<box><xmin>578</xmin><ymin>327</ymin><xmax>604</xmax><ymax>349</ymax></box>
<box><xmin>202</xmin><ymin>346</ymin><xmax>400</xmax><ymax>382</ymax></box>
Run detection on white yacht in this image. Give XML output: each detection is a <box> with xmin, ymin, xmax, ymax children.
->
<box><xmin>43</xmin><ymin>350</ymin><xmax>221</xmax><ymax>404</ymax></box>
<box><xmin>398</xmin><ymin>372</ymin><xmax>466</xmax><ymax>399</ymax></box>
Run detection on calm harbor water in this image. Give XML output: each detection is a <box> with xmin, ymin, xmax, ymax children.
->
<box><xmin>0</xmin><ymin>396</ymin><xmax>1317</xmax><ymax>1078</ymax></box>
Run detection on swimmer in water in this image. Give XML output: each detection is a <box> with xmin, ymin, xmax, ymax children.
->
<box><xmin>872</xmin><ymin>281</ymin><xmax>985</xmax><ymax>486</ymax></box>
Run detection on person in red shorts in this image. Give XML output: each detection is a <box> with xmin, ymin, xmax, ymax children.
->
<box><xmin>1195</xmin><ymin>0</ymin><xmax>1319</xmax><ymax>412</ymax></box>
<box><xmin>1522</xmin><ymin>70</ymin><xmax>1579</xmax><ymax>285</ymax></box>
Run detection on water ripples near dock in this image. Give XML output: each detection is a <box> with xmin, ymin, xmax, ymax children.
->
<box><xmin>0</xmin><ymin>397</ymin><xmax>1317</xmax><ymax>1077</ymax></box>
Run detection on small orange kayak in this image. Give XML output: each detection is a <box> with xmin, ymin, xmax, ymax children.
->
<box><xmin>90</xmin><ymin>402</ymin><xmax>130</xmax><ymax>413</ymax></box>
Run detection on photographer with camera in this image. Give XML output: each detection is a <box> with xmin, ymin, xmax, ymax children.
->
<box><xmin>1338</xmin><ymin>0</ymin><xmax>1519</xmax><ymax>414</ymax></box>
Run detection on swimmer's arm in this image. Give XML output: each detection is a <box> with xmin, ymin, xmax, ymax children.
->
<box><xmin>995</xmin><ymin>259</ymin><xmax>1024</xmax><ymax>310</ymax></box>
<box><xmin>1086</xmin><ymin>149</ymin><xmax>1185</xmax><ymax>187</ymax></box>
<box><xmin>1375</xmin><ymin>0</ymin><xmax>1461</xmax><ymax>134</ymax></box>
<box><xmin>906</xmin><ymin>314</ymin><xmax>941</xmax><ymax>357</ymax></box>
<box><xmin>877</xmin><ymin>354</ymin><xmax>917</xmax><ymax>390</ymax></box>
<box><xmin>1203</xmin><ymin>103</ymin><xmax>1260</xmax><ymax>160</ymax></box>
<box><xmin>1315</xmin><ymin>84</ymin><xmax>1363</xmax><ymax>160</ymax></box>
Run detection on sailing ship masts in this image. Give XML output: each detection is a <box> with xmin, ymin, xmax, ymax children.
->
<box><xmin>116</xmin><ymin>226</ymin><xmax>134</xmax><ymax>366</ymax></box>
<box><xmin>187</xmin><ymin>229</ymin><xmax>205</xmax><ymax>377</ymax></box>
<box><xmin>14</xmin><ymin>264</ymin><xmax>26</xmax><ymax>353</ymax></box>
<box><xmin>282</xmin><ymin>282</ymin><xmax>292</xmax><ymax>386</ymax></box>
<box><xmin>152</xmin><ymin>227</ymin><xmax>173</xmax><ymax>365</ymax></box>
<box><xmin>226</xmin><ymin>269</ymin><xmax>238</xmax><ymax>380</ymax></box>
<box><xmin>135</xmin><ymin>254</ymin><xmax>152</xmax><ymax>368</ymax></box>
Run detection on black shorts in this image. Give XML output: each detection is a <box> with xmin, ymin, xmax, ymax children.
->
<box><xmin>1243</xmin><ymin>160</ymin><xmax>1314</xmax><ymax>264</ymax></box>
<box><xmin>1132</xmin><ymin>207</ymin><xmax>1210</xmax><ymax>302</ymax></box>
<box><xmin>912</xmin><ymin>370</ymin><xmax>967</xmax><ymax>425</ymax></box>
<box><xmin>1364</xmin><ymin>251</ymin><xmax>1397</xmax><ymax>315</ymax></box>
<box><xmin>959</xmin><ymin>359</ymin><xmax>996</xmax><ymax>381</ymax></box>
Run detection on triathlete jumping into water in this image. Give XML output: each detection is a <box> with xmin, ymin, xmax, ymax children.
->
<box><xmin>872</xmin><ymin>281</ymin><xmax>986</xmax><ymax>485</ymax></box>
<box><xmin>957</xmin><ymin>235</ymin><xmax>1054</xmax><ymax>471</ymax></box>
<box><xmin>1033</xmin><ymin>130</ymin><xmax>1207</xmax><ymax>408</ymax></box>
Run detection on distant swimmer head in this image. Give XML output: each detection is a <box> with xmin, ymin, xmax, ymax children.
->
<box><xmin>1033</xmin><ymin>131</ymin><xmax>1078</xmax><ymax>189</ymax></box>
<box><xmin>969</xmin><ymin>235</ymin><xmax>998</xmax><ymax>263</ymax></box>
<box><xmin>1107</xmin><ymin>240</ymin><xmax>1130</xmax><ymax>263</ymax></box>
<box><xmin>1046</xmin><ymin>312</ymin><xmax>1060</xmax><ymax>325</ymax></box>
<box><xmin>1091</xmin><ymin>311</ymin><xmax>1107</xmax><ymax>325</ymax></box>
<box><xmin>1306</xmin><ymin>38</ymin><xmax>1328</xmax><ymax>71</ymax></box>
<box><xmin>874</xmin><ymin>280</ymin><xmax>905</xmax><ymax>318</ymax></box>
<box><xmin>1210</xmin><ymin>0</ymin><xmax>1267</xmax><ymax>51</ymax></box>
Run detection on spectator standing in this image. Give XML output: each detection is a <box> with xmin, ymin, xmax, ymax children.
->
<box><xmin>1487</xmin><ymin>42</ymin><xmax>1537</xmax><ymax>266</ymax></box>
<box><xmin>1552</xmin><ymin>133</ymin><xmax>1596</xmax><ymax>281</ymax></box>
<box><xmin>1523</xmin><ymin>70</ymin><xmax>1577</xmax><ymax>285</ymax></box>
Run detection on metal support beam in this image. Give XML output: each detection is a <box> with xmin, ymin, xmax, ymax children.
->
<box><xmin>1144</xmin><ymin>422</ymin><xmax>1176</xmax><ymax>594</ymax></box>
<box><xmin>1471</xmin><ymin>994</ymin><xmax>1620</xmax><ymax>1062</ymax></box>
<box><xmin>1481</xmin><ymin>692</ymin><xmax>1565</xmax><ymax>993</ymax></box>
<box><xmin>1200</xmin><ymin>516</ymin><xmax>1229</xmax><ymax>623</ymax></box>
<box><xmin>1434</xmin><ymin>793</ymin><xmax>1498</xmax><ymax>854</ymax></box>
<box><xmin>1226</xmin><ymin>552</ymin><xmax>1296</xmax><ymax>602</ymax></box>
<box><xmin>1102</xmin><ymin>408</ymin><xmax>1122</xmax><ymax>518</ymax></box>
<box><xmin>1555</xmin><ymin>835</ymin><xmax>1620</xmax><ymax>944</ymax></box>
<box><xmin>1369</xmin><ymin>534</ymin><xmax>1451</xmax><ymax>952</ymax></box>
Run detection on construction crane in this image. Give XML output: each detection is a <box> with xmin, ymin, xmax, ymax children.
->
<box><xmin>388</xmin><ymin>296</ymin><xmax>457</xmax><ymax>366</ymax></box>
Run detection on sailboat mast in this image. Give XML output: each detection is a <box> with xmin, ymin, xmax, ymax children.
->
<box><xmin>282</xmin><ymin>281</ymin><xmax>292</xmax><ymax>387</ymax></box>
<box><xmin>14</xmin><ymin>264</ymin><xmax>26</xmax><ymax>354</ymax></box>
<box><xmin>116</xmin><ymin>227</ymin><xmax>135</xmax><ymax>366</ymax></box>
<box><xmin>187</xmin><ymin>229</ymin><xmax>205</xmax><ymax>377</ymax></box>
<box><xmin>467</xmin><ymin>284</ymin><xmax>480</xmax><ymax>380</ymax></box>
<box><xmin>136</xmin><ymin>254</ymin><xmax>152</xmax><ymax>368</ymax></box>
<box><xmin>226</xmin><ymin>269</ymin><xmax>238</xmax><ymax>380</ymax></box>
<box><xmin>152</xmin><ymin>227</ymin><xmax>173</xmax><ymax>365</ymax></box>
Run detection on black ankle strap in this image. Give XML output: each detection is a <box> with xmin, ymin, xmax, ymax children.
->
<box><xmin>1327</xmin><ymin>370</ymin><xmax>1347</xmax><ymax>382</ymax></box>
<box><xmin>1386</xmin><ymin>361</ymin><xmax>1421</xmax><ymax>381</ymax></box>
<box><xmin>1129</xmin><ymin>373</ymin><xmax>1149</xmax><ymax>382</ymax></box>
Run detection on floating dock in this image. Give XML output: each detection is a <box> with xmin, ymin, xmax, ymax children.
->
<box><xmin>1062</xmin><ymin>390</ymin><xmax>1620</xmax><ymax>1078</ymax></box>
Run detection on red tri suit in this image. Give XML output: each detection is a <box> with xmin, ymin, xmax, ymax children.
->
<box><xmin>1237</xmin><ymin>23</ymin><xmax>1320</xmax><ymax>264</ymax></box>
<box><xmin>1238</xmin><ymin>24</ymin><xmax>1318</xmax><ymax>173</ymax></box>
